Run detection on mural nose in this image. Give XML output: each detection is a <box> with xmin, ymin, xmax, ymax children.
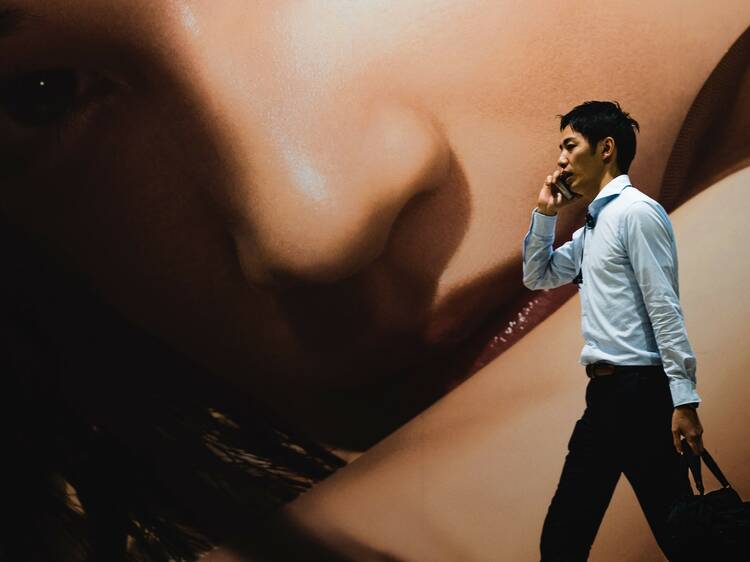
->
<box><xmin>232</xmin><ymin>104</ymin><xmax>451</xmax><ymax>286</ymax></box>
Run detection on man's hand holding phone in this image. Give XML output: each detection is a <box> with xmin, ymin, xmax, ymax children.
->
<box><xmin>536</xmin><ymin>170</ymin><xmax>580</xmax><ymax>216</ymax></box>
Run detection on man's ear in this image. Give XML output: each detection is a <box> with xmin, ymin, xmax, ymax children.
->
<box><xmin>600</xmin><ymin>137</ymin><xmax>615</xmax><ymax>161</ymax></box>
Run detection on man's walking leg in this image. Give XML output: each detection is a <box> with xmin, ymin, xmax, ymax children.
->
<box><xmin>540</xmin><ymin>413</ymin><xmax>621</xmax><ymax>562</ymax></box>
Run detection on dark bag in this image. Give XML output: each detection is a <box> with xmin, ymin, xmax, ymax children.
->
<box><xmin>667</xmin><ymin>443</ymin><xmax>750</xmax><ymax>561</ymax></box>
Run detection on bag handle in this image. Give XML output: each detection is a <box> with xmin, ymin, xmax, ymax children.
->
<box><xmin>680</xmin><ymin>440</ymin><xmax>732</xmax><ymax>495</ymax></box>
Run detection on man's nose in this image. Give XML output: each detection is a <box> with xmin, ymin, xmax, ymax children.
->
<box><xmin>557</xmin><ymin>154</ymin><xmax>569</xmax><ymax>169</ymax></box>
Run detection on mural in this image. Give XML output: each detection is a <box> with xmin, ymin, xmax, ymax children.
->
<box><xmin>1</xmin><ymin>1</ymin><xmax>748</xmax><ymax>561</ymax></box>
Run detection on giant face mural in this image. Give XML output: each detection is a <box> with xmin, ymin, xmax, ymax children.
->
<box><xmin>1</xmin><ymin>1</ymin><xmax>748</xmax><ymax>561</ymax></box>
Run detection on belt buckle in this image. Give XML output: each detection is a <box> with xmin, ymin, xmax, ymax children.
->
<box><xmin>586</xmin><ymin>362</ymin><xmax>616</xmax><ymax>378</ymax></box>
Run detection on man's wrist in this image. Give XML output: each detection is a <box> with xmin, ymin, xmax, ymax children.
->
<box><xmin>534</xmin><ymin>207</ymin><xmax>557</xmax><ymax>217</ymax></box>
<box><xmin>675</xmin><ymin>402</ymin><xmax>698</xmax><ymax>410</ymax></box>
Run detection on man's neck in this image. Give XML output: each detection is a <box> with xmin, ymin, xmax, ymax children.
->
<box><xmin>597</xmin><ymin>169</ymin><xmax>621</xmax><ymax>193</ymax></box>
<box><xmin>586</xmin><ymin>169</ymin><xmax>621</xmax><ymax>203</ymax></box>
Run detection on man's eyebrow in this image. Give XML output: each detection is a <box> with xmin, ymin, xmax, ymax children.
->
<box><xmin>558</xmin><ymin>136</ymin><xmax>577</xmax><ymax>149</ymax></box>
<box><xmin>0</xmin><ymin>5</ymin><xmax>26</xmax><ymax>39</ymax></box>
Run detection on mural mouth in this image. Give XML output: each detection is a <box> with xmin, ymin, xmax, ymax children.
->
<box><xmin>423</xmin><ymin>283</ymin><xmax>573</xmax><ymax>392</ymax></box>
<box><xmin>326</xmin><ymin>280</ymin><xmax>577</xmax><ymax>450</ymax></box>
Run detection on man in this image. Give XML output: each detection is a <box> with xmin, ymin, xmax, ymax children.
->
<box><xmin>522</xmin><ymin>101</ymin><xmax>704</xmax><ymax>561</ymax></box>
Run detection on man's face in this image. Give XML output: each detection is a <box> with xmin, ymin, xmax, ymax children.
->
<box><xmin>557</xmin><ymin>125</ymin><xmax>606</xmax><ymax>202</ymax></box>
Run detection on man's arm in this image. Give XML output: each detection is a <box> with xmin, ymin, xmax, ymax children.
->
<box><xmin>622</xmin><ymin>200</ymin><xmax>704</xmax><ymax>453</ymax></box>
<box><xmin>523</xmin><ymin>169</ymin><xmax>586</xmax><ymax>290</ymax></box>
<box><xmin>522</xmin><ymin>210</ymin><xmax>582</xmax><ymax>290</ymax></box>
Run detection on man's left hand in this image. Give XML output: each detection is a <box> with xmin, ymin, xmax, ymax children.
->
<box><xmin>672</xmin><ymin>405</ymin><xmax>704</xmax><ymax>455</ymax></box>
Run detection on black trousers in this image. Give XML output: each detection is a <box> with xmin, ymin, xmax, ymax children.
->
<box><xmin>540</xmin><ymin>366</ymin><xmax>692</xmax><ymax>562</ymax></box>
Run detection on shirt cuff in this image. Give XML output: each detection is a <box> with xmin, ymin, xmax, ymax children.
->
<box><xmin>530</xmin><ymin>208</ymin><xmax>558</xmax><ymax>237</ymax></box>
<box><xmin>669</xmin><ymin>378</ymin><xmax>701</xmax><ymax>408</ymax></box>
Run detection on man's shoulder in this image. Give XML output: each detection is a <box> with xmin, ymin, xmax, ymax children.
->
<box><xmin>604</xmin><ymin>187</ymin><xmax>674</xmax><ymax>245</ymax></box>
<box><xmin>613</xmin><ymin>187</ymin><xmax>677</xmax><ymax>247</ymax></box>
<box><xmin>617</xmin><ymin>185</ymin><xmax>656</xmax><ymax>205</ymax></box>
<box><xmin>613</xmin><ymin>187</ymin><xmax>668</xmax><ymax>219</ymax></box>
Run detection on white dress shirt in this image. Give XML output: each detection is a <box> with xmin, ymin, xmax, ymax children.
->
<box><xmin>522</xmin><ymin>174</ymin><xmax>700</xmax><ymax>407</ymax></box>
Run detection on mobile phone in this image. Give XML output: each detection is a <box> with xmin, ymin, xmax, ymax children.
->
<box><xmin>554</xmin><ymin>176</ymin><xmax>576</xmax><ymax>200</ymax></box>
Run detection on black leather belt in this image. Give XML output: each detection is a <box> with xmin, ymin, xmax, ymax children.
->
<box><xmin>585</xmin><ymin>362</ymin><xmax>663</xmax><ymax>378</ymax></box>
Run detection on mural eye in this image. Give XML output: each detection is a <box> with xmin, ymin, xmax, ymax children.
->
<box><xmin>0</xmin><ymin>69</ymin><xmax>79</xmax><ymax>128</ymax></box>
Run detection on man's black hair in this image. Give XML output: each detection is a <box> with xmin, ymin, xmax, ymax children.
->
<box><xmin>559</xmin><ymin>101</ymin><xmax>640</xmax><ymax>173</ymax></box>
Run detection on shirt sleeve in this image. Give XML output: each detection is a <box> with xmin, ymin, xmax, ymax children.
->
<box><xmin>522</xmin><ymin>209</ymin><xmax>582</xmax><ymax>290</ymax></box>
<box><xmin>622</xmin><ymin>200</ymin><xmax>700</xmax><ymax>407</ymax></box>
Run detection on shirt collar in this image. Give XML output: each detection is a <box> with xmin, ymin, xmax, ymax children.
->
<box><xmin>588</xmin><ymin>174</ymin><xmax>632</xmax><ymax>218</ymax></box>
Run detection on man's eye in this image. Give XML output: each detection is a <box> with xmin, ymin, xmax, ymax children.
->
<box><xmin>0</xmin><ymin>69</ymin><xmax>79</xmax><ymax>128</ymax></box>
